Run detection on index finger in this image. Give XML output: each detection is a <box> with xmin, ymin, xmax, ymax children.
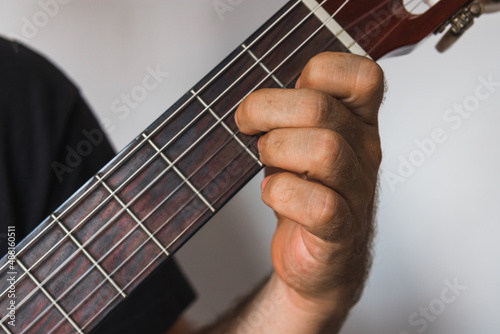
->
<box><xmin>235</xmin><ymin>88</ymin><xmax>356</xmax><ymax>136</ymax></box>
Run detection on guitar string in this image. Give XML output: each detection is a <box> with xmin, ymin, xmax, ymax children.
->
<box><xmin>0</xmin><ymin>2</ymin><xmax>328</xmax><ymax>310</ymax></box>
<box><xmin>0</xmin><ymin>0</ymin><xmax>306</xmax><ymax>275</ymax></box>
<box><xmin>42</xmin><ymin>0</ymin><xmax>425</xmax><ymax>331</ymax></box>
<box><xmin>77</xmin><ymin>2</ymin><xmax>365</xmax><ymax>330</ymax></box>
<box><xmin>1</xmin><ymin>0</ymin><xmax>332</xmax><ymax>327</ymax></box>
<box><xmin>27</xmin><ymin>0</ymin><xmax>432</xmax><ymax>332</ymax></box>
<box><xmin>10</xmin><ymin>0</ymin><xmax>422</xmax><ymax>328</ymax></box>
<box><xmin>367</xmin><ymin>0</ymin><xmax>426</xmax><ymax>54</ymax></box>
<box><xmin>73</xmin><ymin>0</ymin><xmax>428</xmax><ymax>330</ymax></box>
<box><xmin>21</xmin><ymin>133</ymin><xmax>255</xmax><ymax>334</ymax></box>
<box><xmin>0</xmin><ymin>0</ymin><xmax>425</xmax><ymax>287</ymax></box>
<box><xmin>6</xmin><ymin>0</ymin><xmax>430</xmax><ymax>332</ymax></box>
<box><xmin>0</xmin><ymin>0</ymin><xmax>319</xmax><ymax>302</ymax></box>
<box><xmin>45</xmin><ymin>139</ymin><xmax>259</xmax><ymax>334</ymax></box>
<box><xmin>12</xmin><ymin>0</ymin><xmax>425</xmax><ymax>331</ymax></box>
<box><xmin>24</xmin><ymin>0</ymin><xmax>354</xmax><ymax>331</ymax></box>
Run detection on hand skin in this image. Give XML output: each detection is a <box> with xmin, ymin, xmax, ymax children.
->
<box><xmin>168</xmin><ymin>52</ymin><xmax>384</xmax><ymax>334</ymax></box>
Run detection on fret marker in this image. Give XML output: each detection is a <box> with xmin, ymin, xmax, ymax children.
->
<box><xmin>190</xmin><ymin>90</ymin><xmax>263</xmax><ymax>168</ymax></box>
<box><xmin>141</xmin><ymin>134</ymin><xmax>216</xmax><ymax>213</ymax></box>
<box><xmin>51</xmin><ymin>214</ymin><xmax>127</xmax><ymax>299</ymax></box>
<box><xmin>17</xmin><ymin>260</ymin><xmax>84</xmax><ymax>334</ymax></box>
<box><xmin>301</xmin><ymin>0</ymin><xmax>371</xmax><ymax>58</ymax></box>
<box><xmin>95</xmin><ymin>174</ymin><xmax>171</xmax><ymax>257</ymax></box>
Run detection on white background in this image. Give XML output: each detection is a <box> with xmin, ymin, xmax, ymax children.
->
<box><xmin>1</xmin><ymin>1</ymin><xmax>499</xmax><ymax>333</ymax></box>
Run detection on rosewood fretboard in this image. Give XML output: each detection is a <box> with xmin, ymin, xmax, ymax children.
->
<box><xmin>0</xmin><ymin>1</ymin><xmax>365</xmax><ymax>333</ymax></box>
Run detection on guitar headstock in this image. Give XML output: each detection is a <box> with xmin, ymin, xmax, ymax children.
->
<box><xmin>323</xmin><ymin>0</ymin><xmax>480</xmax><ymax>59</ymax></box>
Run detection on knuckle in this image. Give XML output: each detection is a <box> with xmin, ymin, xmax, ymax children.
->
<box><xmin>300</xmin><ymin>53</ymin><xmax>325</xmax><ymax>87</ymax></box>
<box><xmin>311</xmin><ymin>187</ymin><xmax>338</xmax><ymax>226</ymax></box>
<box><xmin>238</xmin><ymin>89</ymin><xmax>268</xmax><ymax>133</ymax></box>
<box><xmin>266</xmin><ymin>131</ymin><xmax>284</xmax><ymax>151</ymax></box>
<box><xmin>311</xmin><ymin>188</ymin><xmax>353</xmax><ymax>242</ymax></box>
<box><xmin>311</xmin><ymin>130</ymin><xmax>342</xmax><ymax>173</ymax></box>
<box><xmin>267</xmin><ymin>174</ymin><xmax>296</xmax><ymax>205</ymax></box>
<box><xmin>354</xmin><ymin>58</ymin><xmax>385</xmax><ymax>98</ymax></box>
<box><xmin>259</xmin><ymin>132</ymin><xmax>283</xmax><ymax>165</ymax></box>
<box><xmin>240</xmin><ymin>90</ymin><xmax>260</xmax><ymax>115</ymax></box>
<box><xmin>300</xmin><ymin>90</ymin><xmax>332</xmax><ymax>126</ymax></box>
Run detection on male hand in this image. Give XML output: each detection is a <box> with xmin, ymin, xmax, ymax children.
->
<box><xmin>236</xmin><ymin>52</ymin><xmax>384</xmax><ymax>325</ymax></box>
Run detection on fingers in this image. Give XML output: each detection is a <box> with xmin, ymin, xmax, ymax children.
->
<box><xmin>299</xmin><ymin>52</ymin><xmax>385</xmax><ymax>124</ymax></box>
<box><xmin>261</xmin><ymin>172</ymin><xmax>353</xmax><ymax>243</ymax></box>
<box><xmin>258</xmin><ymin>128</ymin><xmax>360</xmax><ymax>193</ymax></box>
<box><xmin>235</xmin><ymin>53</ymin><xmax>383</xmax><ymax>140</ymax></box>
<box><xmin>235</xmin><ymin>88</ymin><xmax>359</xmax><ymax>138</ymax></box>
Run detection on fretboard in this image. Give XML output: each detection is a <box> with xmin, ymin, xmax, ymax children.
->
<box><xmin>0</xmin><ymin>1</ymin><xmax>365</xmax><ymax>333</ymax></box>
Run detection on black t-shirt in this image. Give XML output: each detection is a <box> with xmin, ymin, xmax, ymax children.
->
<box><xmin>0</xmin><ymin>37</ymin><xmax>195</xmax><ymax>333</ymax></box>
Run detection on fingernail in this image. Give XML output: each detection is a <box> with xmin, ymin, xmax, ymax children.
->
<box><xmin>261</xmin><ymin>175</ymin><xmax>272</xmax><ymax>192</ymax></box>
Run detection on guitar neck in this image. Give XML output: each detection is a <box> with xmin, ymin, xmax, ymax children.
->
<box><xmin>0</xmin><ymin>2</ymin><xmax>358</xmax><ymax>332</ymax></box>
<box><xmin>0</xmin><ymin>0</ymin><xmax>473</xmax><ymax>332</ymax></box>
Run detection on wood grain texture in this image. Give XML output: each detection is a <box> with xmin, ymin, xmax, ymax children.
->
<box><xmin>324</xmin><ymin>0</ymin><xmax>472</xmax><ymax>60</ymax></box>
<box><xmin>0</xmin><ymin>0</ymin><xmax>438</xmax><ymax>332</ymax></box>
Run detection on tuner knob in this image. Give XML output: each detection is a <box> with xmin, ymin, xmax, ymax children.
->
<box><xmin>435</xmin><ymin>1</ymin><xmax>484</xmax><ymax>52</ymax></box>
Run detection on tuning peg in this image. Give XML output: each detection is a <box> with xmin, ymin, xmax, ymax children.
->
<box><xmin>483</xmin><ymin>0</ymin><xmax>500</xmax><ymax>14</ymax></box>
<box><xmin>435</xmin><ymin>0</ymin><xmax>484</xmax><ymax>53</ymax></box>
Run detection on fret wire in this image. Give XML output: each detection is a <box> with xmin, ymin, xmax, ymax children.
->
<box><xmin>0</xmin><ymin>133</ymin><xmax>255</xmax><ymax>332</ymax></box>
<box><xmin>80</xmin><ymin>150</ymin><xmax>260</xmax><ymax>332</ymax></box>
<box><xmin>95</xmin><ymin>174</ymin><xmax>170</xmax><ymax>257</ymax></box>
<box><xmin>4</xmin><ymin>89</ymin><xmax>220</xmax><ymax>281</ymax></box>
<box><xmin>52</xmin><ymin>215</ymin><xmax>126</xmax><ymax>298</ymax></box>
<box><xmin>140</xmin><ymin>2</ymin><xmax>333</xmax><ymax>202</ymax></box>
<box><xmin>216</xmin><ymin>0</ymin><xmax>355</xmax><ymax>127</ymax></box>
<box><xmin>0</xmin><ymin>218</ymin><xmax>55</xmax><ymax>274</ymax></box>
<box><xmin>21</xmin><ymin>260</ymin><xmax>99</xmax><ymax>334</ymax></box>
<box><xmin>141</xmin><ymin>0</ymin><xmax>303</xmax><ymax>142</ymax></box>
<box><xmin>0</xmin><ymin>2</ymin><xmax>338</xmax><ymax>304</ymax></box>
<box><xmin>189</xmin><ymin>89</ymin><xmax>262</xmax><ymax>167</ymax></box>
<box><xmin>5</xmin><ymin>2</ymin><xmax>368</xmax><ymax>330</ymax></box>
<box><xmin>7</xmin><ymin>131</ymin><xmax>245</xmax><ymax>332</ymax></box>
<box><xmin>48</xmin><ymin>138</ymin><xmax>257</xmax><ymax>334</ymax></box>
<box><xmin>16</xmin><ymin>260</ymin><xmax>84</xmax><ymax>334</ymax></box>
<box><xmin>0</xmin><ymin>0</ymin><xmax>340</xmax><ymax>305</ymax></box>
<box><xmin>175</xmin><ymin>0</ymin><xmax>328</xmax><ymax>137</ymax></box>
<box><xmin>48</xmin><ymin>0</ymin><xmax>378</xmax><ymax>313</ymax></box>
<box><xmin>34</xmin><ymin>2</ymin><xmax>424</xmax><ymax>331</ymax></box>
<box><xmin>0</xmin><ymin>1</ymin><xmax>305</xmax><ymax>277</ymax></box>
<box><xmin>0</xmin><ymin>322</ymin><xmax>12</xmax><ymax>334</ymax></box>
<box><xmin>241</xmin><ymin>43</ymin><xmax>286</xmax><ymax>88</ymax></box>
<box><xmin>2</xmin><ymin>9</ymin><xmax>358</xmax><ymax>326</ymax></box>
<box><xmin>301</xmin><ymin>0</ymin><xmax>370</xmax><ymax>57</ymax></box>
<box><xmin>166</xmin><ymin>150</ymin><xmax>259</xmax><ymax>249</ymax></box>
<box><xmin>141</xmin><ymin>133</ymin><xmax>216</xmax><ymax>213</ymax></box>
<box><xmin>80</xmin><ymin>249</ymin><xmax>161</xmax><ymax>331</ymax></box>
